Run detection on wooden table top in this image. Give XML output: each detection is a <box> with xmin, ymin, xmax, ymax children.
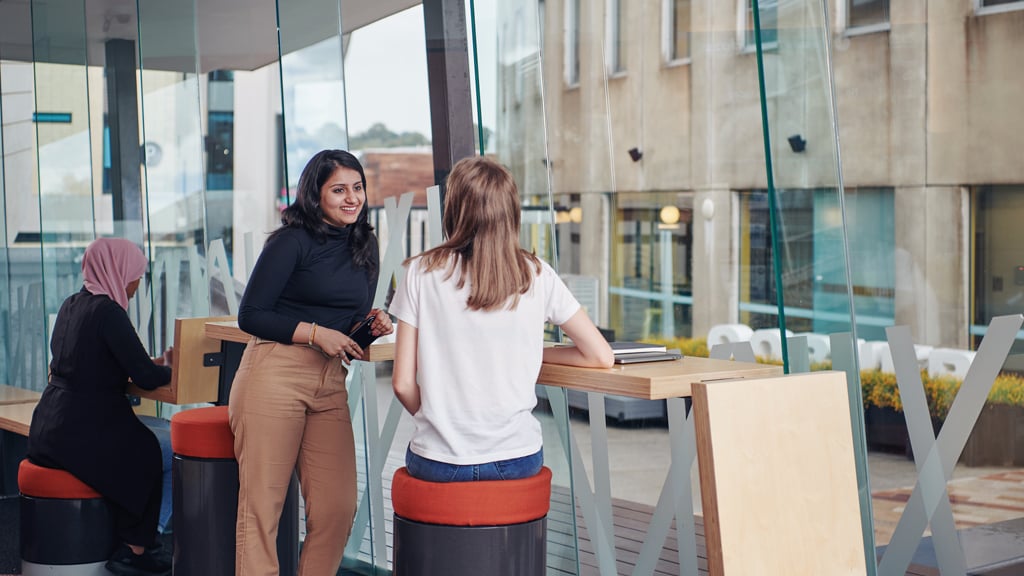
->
<box><xmin>205</xmin><ymin>321</ymin><xmax>396</xmax><ymax>363</ymax></box>
<box><xmin>0</xmin><ymin>401</ymin><xmax>37</xmax><ymax>436</ymax></box>
<box><xmin>206</xmin><ymin>321</ymin><xmax>783</xmax><ymax>400</ymax></box>
<box><xmin>538</xmin><ymin>356</ymin><xmax>784</xmax><ymax>400</ymax></box>
<box><xmin>0</xmin><ymin>384</ymin><xmax>42</xmax><ymax>406</ymax></box>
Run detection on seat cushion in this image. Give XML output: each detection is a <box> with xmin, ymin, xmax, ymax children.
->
<box><xmin>392</xmin><ymin>466</ymin><xmax>551</xmax><ymax>526</ymax></box>
<box><xmin>18</xmin><ymin>459</ymin><xmax>101</xmax><ymax>499</ymax></box>
<box><xmin>171</xmin><ymin>405</ymin><xmax>234</xmax><ymax>459</ymax></box>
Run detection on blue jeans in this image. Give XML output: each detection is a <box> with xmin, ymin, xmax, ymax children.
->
<box><xmin>138</xmin><ymin>415</ymin><xmax>172</xmax><ymax>533</ymax></box>
<box><xmin>405</xmin><ymin>446</ymin><xmax>543</xmax><ymax>482</ymax></box>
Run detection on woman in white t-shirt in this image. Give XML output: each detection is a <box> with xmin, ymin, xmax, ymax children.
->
<box><xmin>390</xmin><ymin>156</ymin><xmax>614</xmax><ymax>482</ymax></box>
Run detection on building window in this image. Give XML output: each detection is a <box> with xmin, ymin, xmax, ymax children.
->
<box><xmin>972</xmin><ymin>186</ymin><xmax>1024</xmax><ymax>358</ymax></box>
<box><xmin>607</xmin><ymin>0</ymin><xmax>624</xmax><ymax>75</ymax></box>
<box><xmin>847</xmin><ymin>0</ymin><xmax>889</xmax><ymax>31</ymax></box>
<box><xmin>565</xmin><ymin>0</ymin><xmax>580</xmax><ymax>86</ymax></box>
<box><xmin>977</xmin><ymin>0</ymin><xmax>1024</xmax><ymax>14</ymax></box>
<box><xmin>663</xmin><ymin>0</ymin><xmax>690</xmax><ymax>63</ymax></box>
<box><xmin>743</xmin><ymin>0</ymin><xmax>777</xmax><ymax>50</ymax></box>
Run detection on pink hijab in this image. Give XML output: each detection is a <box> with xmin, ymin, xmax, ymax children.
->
<box><xmin>82</xmin><ymin>238</ymin><xmax>148</xmax><ymax>310</ymax></box>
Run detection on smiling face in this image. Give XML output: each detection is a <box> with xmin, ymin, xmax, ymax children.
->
<box><xmin>319</xmin><ymin>166</ymin><xmax>365</xmax><ymax>228</ymax></box>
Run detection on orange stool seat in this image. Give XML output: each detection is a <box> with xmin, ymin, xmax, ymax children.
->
<box><xmin>171</xmin><ymin>405</ymin><xmax>234</xmax><ymax>459</ymax></box>
<box><xmin>18</xmin><ymin>459</ymin><xmax>101</xmax><ymax>499</ymax></box>
<box><xmin>18</xmin><ymin>459</ymin><xmax>115</xmax><ymax>573</ymax></box>
<box><xmin>392</xmin><ymin>466</ymin><xmax>552</xmax><ymax>525</ymax></box>
<box><xmin>391</xmin><ymin>466</ymin><xmax>552</xmax><ymax>576</ymax></box>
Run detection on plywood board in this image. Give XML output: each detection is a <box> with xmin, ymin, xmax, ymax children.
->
<box><xmin>538</xmin><ymin>356</ymin><xmax>783</xmax><ymax>400</ymax></box>
<box><xmin>0</xmin><ymin>384</ymin><xmax>42</xmax><ymax>406</ymax></box>
<box><xmin>130</xmin><ymin>316</ymin><xmax>234</xmax><ymax>404</ymax></box>
<box><xmin>692</xmin><ymin>371</ymin><xmax>866</xmax><ymax>576</ymax></box>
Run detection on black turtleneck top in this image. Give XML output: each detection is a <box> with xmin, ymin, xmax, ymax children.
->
<box><xmin>238</xmin><ymin>225</ymin><xmax>378</xmax><ymax>344</ymax></box>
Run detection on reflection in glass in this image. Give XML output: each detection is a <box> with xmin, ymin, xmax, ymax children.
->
<box><xmin>745</xmin><ymin>0</ymin><xmax>778</xmax><ymax>48</ymax></box>
<box><xmin>973</xmin><ymin>186</ymin><xmax>1024</xmax><ymax>363</ymax></box>
<box><xmin>847</xmin><ymin>0</ymin><xmax>890</xmax><ymax>29</ymax></box>
<box><xmin>606</xmin><ymin>0</ymin><xmax>624</xmax><ymax>75</ymax></box>
<box><xmin>32</xmin><ymin>0</ymin><xmax>94</xmax><ymax>323</ymax></box>
<box><xmin>665</xmin><ymin>0</ymin><xmax>691</xmax><ymax>63</ymax></box>
<box><xmin>564</xmin><ymin>0</ymin><xmax>581</xmax><ymax>86</ymax></box>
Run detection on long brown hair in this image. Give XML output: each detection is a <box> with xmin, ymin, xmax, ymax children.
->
<box><xmin>415</xmin><ymin>156</ymin><xmax>540</xmax><ymax>311</ymax></box>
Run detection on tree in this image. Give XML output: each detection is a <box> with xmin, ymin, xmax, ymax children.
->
<box><xmin>350</xmin><ymin>123</ymin><xmax>430</xmax><ymax>149</ymax></box>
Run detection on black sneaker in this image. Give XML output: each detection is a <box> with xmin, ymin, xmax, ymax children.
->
<box><xmin>106</xmin><ymin>543</ymin><xmax>172</xmax><ymax>576</ymax></box>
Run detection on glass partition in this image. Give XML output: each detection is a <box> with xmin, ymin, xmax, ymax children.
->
<box><xmin>749</xmin><ymin>0</ymin><xmax>874</xmax><ymax>567</ymax></box>
<box><xmin>471</xmin><ymin>1</ymin><xmax>581</xmax><ymax>573</ymax></box>
<box><xmin>278</xmin><ymin>0</ymin><xmax>349</xmax><ymax>191</ymax></box>
<box><xmin>0</xmin><ymin>0</ymin><xmax>46</xmax><ymax>389</ymax></box>
<box><xmin>137</xmin><ymin>0</ymin><xmax>209</xmax><ymax>349</ymax></box>
<box><xmin>30</xmin><ymin>0</ymin><xmax>95</xmax><ymax>385</ymax></box>
<box><xmin>2</xmin><ymin>0</ymin><xmax>1021</xmax><ymax>574</ymax></box>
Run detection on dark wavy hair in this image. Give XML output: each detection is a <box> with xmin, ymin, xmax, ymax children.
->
<box><xmin>270</xmin><ymin>149</ymin><xmax>377</xmax><ymax>273</ymax></box>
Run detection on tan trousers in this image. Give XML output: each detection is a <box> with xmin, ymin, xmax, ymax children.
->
<box><xmin>228</xmin><ymin>339</ymin><xmax>356</xmax><ymax>576</ymax></box>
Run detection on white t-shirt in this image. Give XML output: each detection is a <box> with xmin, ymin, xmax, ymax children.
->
<box><xmin>390</xmin><ymin>255</ymin><xmax>580</xmax><ymax>465</ymax></box>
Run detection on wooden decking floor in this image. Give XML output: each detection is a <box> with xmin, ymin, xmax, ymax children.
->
<box><xmin>569</xmin><ymin>493</ymin><xmax>940</xmax><ymax>576</ymax></box>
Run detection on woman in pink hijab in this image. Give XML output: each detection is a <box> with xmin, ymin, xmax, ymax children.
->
<box><xmin>28</xmin><ymin>237</ymin><xmax>174</xmax><ymax>576</ymax></box>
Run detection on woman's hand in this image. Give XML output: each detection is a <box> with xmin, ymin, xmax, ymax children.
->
<box><xmin>367</xmin><ymin>309</ymin><xmax>394</xmax><ymax>337</ymax></box>
<box><xmin>312</xmin><ymin>326</ymin><xmax>363</xmax><ymax>364</ymax></box>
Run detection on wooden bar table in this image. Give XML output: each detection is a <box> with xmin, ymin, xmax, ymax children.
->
<box><xmin>0</xmin><ymin>401</ymin><xmax>36</xmax><ymax>437</ymax></box>
<box><xmin>537</xmin><ymin>356</ymin><xmax>783</xmax><ymax>576</ymax></box>
<box><xmin>205</xmin><ymin>319</ymin><xmax>395</xmax><ymax>363</ymax></box>
<box><xmin>0</xmin><ymin>384</ymin><xmax>42</xmax><ymax>406</ymax></box>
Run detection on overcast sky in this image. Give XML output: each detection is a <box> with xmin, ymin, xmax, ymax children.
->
<box><xmin>343</xmin><ymin>3</ymin><xmax>497</xmax><ymax>139</ymax></box>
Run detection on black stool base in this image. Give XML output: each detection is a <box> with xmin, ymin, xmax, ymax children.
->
<box><xmin>172</xmin><ymin>455</ymin><xmax>299</xmax><ymax>576</ymax></box>
<box><xmin>392</xmin><ymin>515</ymin><xmax>547</xmax><ymax>576</ymax></box>
<box><xmin>20</xmin><ymin>495</ymin><xmax>115</xmax><ymax>565</ymax></box>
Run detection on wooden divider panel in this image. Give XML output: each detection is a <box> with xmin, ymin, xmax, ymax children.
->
<box><xmin>129</xmin><ymin>316</ymin><xmax>234</xmax><ymax>404</ymax></box>
<box><xmin>692</xmin><ymin>371</ymin><xmax>865</xmax><ymax>576</ymax></box>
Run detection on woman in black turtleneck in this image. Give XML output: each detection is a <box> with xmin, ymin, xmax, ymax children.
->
<box><xmin>229</xmin><ymin>149</ymin><xmax>393</xmax><ymax>576</ymax></box>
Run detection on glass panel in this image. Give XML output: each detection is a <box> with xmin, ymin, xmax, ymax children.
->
<box><xmin>278</xmin><ymin>0</ymin><xmax>347</xmax><ymax>192</ymax></box>
<box><xmin>746</xmin><ymin>0</ymin><xmax>778</xmax><ymax>48</ymax></box>
<box><xmin>193</xmin><ymin>0</ymin><xmax>283</xmax><ymax>312</ymax></box>
<box><xmin>342</xmin><ymin>8</ymin><xmax>435</xmax><ymax>572</ymax></box>
<box><xmin>476</xmin><ymin>1</ymin><xmax>579</xmax><ymax>572</ymax></box>
<box><xmin>0</xmin><ymin>1</ymin><xmax>46</xmax><ymax>389</ymax></box>
<box><xmin>31</xmin><ymin>0</ymin><xmax>94</xmax><ymax>349</ymax></box>
<box><xmin>750</xmin><ymin>0</ymin><xmax>872</xmax><ymax>565</ymax></box>
<box><xmin>137</xmin><ymin>0</ymin><xmax>207</xmax><ymax>332</ymax></box>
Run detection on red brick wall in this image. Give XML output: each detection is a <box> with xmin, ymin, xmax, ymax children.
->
<box><xmin>362</xmin><ymin>151</ymin><xmax>434</xmax><ymax>207</ymax></box>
